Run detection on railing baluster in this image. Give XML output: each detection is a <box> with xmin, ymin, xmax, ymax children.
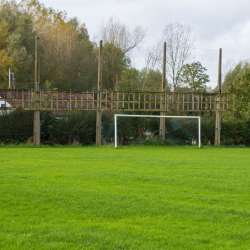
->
<box><xmin>149</xmin><ymin>93</ymin><xmax>151</xmax><ymax>111</ymax></box>
<box><xmin>87</xmin><ymin>90</ymin><xmax>89</xmax><ymax>111</ymax></box>
<box><xmin>154</xmin><ymin>93</ymin><xmax>156</xmax><ymax>111</ymax></box>
<box><xmin>133</xmin><ymin>92</ymin><xmax>135</xmax><ymax>111</ymax></box>
<box><xmin>105</xmin><ymin>90</ymin><xmax>108</xmax><ymax>111</ymax></box>
<box><xmin>51</xmin><ymin>91</ymin><xmax>53</xmax><ymax>111</ymax></box>
<box><xmin>144</xmin><ymin>92</ymin><xmax>146</xmax><ymax>111</ymax></box>
<box><xmin>167</xmin><ymin>93</ymin><xmax>169</xmax><ymax>112</ymax></box>
<box><xmin>128</xmin><ymin>93</ymin><xmax>130</xmax><ymax>111</ymax></box>
<box><xmin>117</xmin><ymin>91</ymin><xmax>119</xmax><ymax>111</ymax></box>
<box><xmin>111</xmin><ymin>91</ymin><xmax>113</xmax><ymax>111</ymax></box>
<box><xmin>122</xmin><ymin>92</ymin><xmax>124</xmax><ymax>110</ymax></box>
<box><xmin>81</xmin><ymin>92</ymin><xmax>83</xmax><ymax>110</ymax></box>
<box><xmin>22</xmin><ymin>90</ymin><xmax>24</xmax><ymax>109</ymax></box>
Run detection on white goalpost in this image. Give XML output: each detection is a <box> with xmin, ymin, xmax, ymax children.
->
<box><xmin>114</xmin><ymin>114</ymin><xmax>201</xmax><ymax>148</ymax></box>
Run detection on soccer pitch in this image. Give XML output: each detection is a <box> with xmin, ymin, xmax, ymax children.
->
<box><xmin>0</xmin><ymin>146</ymin><xmax>250</xmax><ymax>249</ymax></box>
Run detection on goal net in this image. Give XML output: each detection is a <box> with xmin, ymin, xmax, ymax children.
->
<box><xmin>113</xmin><ymin>114</ymin><xmax>201</xmax><ymax>148</ymax></box>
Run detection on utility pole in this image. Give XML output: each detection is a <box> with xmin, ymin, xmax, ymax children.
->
<box><xmin>96</xmin><ymin>40</ymin><xmax>102</xmax><ymax>146</ymax></box>
<box><xmin>33</xmin><ymin>36</ymin><xmax>40</xmax><ymax>145</ymax></box>
<box><xmin>159</xmin><ymin>42</ymin><xmax>166</xmax><ymax>140</ymax></box>
<box><xmin>215</xmin><ymin>48</ymin><xmax>222</xmax><ymax>145</ymax></box>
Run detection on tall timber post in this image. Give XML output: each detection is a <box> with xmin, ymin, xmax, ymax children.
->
<box><xmin>96</xmin><ymin>40</ymin><xmax>102</xmax><ymax>146</ymax></box>
<box><xmin>159</xmin><ymin>42</ymin><xmax>166</xmax><ymax>140</ymax></box>
<box><xmin>215</xmin><ymin>48</ymin><xmax>222</xmax><ymax>145</ymax></box>
<box><xmin>33</xmin><ymin>36</ymin><xmax>40</xmax><ymax>145</ymax></box>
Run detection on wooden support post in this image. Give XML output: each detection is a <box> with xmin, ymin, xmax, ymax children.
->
<box><xmin>215</xmin><ymin>48</ymin><xmax>222</xmax><ymax>145</ymax></box>
<box><xmin>33</xmin><ymin>36</ymin><xmax>40</xmax><ymax>145</ymax></box>
<box><xmin>96</xmin><ymin>40</ymin><xmax>102</xmax><ymax>146</ymax></box>
<box><xmin>160</xmin><ymin>42</ymin><xmax>166</xmax><ymax>139</ymax></box>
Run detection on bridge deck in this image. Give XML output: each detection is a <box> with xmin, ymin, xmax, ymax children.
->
<box><xmin>0</xmin><ymin>90</ymin><xmax>231</xmax><ymax>112</ymax></box>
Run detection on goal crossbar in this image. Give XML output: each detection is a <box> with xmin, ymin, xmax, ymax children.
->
<box><xmin>114</xmin><ymin>114</ymin><xmax>201</xmax><ymax>148</ymax></box>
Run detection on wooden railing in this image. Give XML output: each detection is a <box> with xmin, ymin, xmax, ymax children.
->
<box><xmin>0</xmin><ymin>89</ymin><xmax>231</xmax><ymax>112</ymax></box>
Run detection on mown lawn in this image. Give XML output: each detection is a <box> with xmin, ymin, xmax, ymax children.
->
<box><xmin>0</xmin><ymin>145</ymin><xmax>250</xmax><ymax>249</ymax></box>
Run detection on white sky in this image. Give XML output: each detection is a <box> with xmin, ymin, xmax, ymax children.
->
<box><xmin>39</xmin><ymin>0</ymin><xmax>250</xmax><ymax>88</ymax></box>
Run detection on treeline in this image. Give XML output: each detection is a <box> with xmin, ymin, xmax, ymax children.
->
<box><xmin>0</xmin><ymin>0</ymin><xmax>214</xmax><ymax>92</ymax></box>
<box><xmin>1</xmin><ymin>0</ymin><xmax>250</xmax><ymax>135</ymax></box>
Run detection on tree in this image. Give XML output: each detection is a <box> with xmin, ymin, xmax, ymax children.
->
<box><xmin>19</xmin><ymin>0</ymin><xmax>97</xmax><ymax>91</ymax></box>
<box><xmin>229</xmin><ymin>63</ymin><xmax>250</xmax><ymax>120</ymax></box>
<box><xmin>161</xmin><ymin>23</ymin><xmax>195</xmax><ymax>90</ymax></box>
<box><xmin>222</xmin><ymin>61</ymin><xmax>244</xmax><ymax>93</ymax></box>
<box><xmin>102</xmin><ymin>43</ymin><xmax>130</xmax><ymax>90</ymax></box>
<box><xmin>0</xmin><ymin>0</ymin><xmax>35</xmax><ymax>88</ymax></box>
<box><xmin>178</xmin><ymin>61</ymin><xmax>209</xmax><ymax>92</ymax></box>
<box><xmin>116</xmin><ymin>67</ymin><xmax>140</xmax><ymax>92</ymax></box>
<box><xmin>96</xmin><ymin>16</ymin><xmax>146</xmax><ymax>54</ymax></box>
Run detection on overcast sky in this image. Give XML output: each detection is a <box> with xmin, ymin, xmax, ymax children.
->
<box><xmin>39</xmin><ymin>0</ymin><xmax>250</xmax><ymax>88</ymax></box>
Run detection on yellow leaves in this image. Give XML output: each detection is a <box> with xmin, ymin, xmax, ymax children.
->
<box><xmin>0</xmin><ymin>49</ymin><xmax>15</xmax><ymax>84</ymax></box>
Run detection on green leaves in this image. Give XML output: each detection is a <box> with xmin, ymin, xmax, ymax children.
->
<box><xmin>178</xmin><ymin>61</ymin><xmax>210</xmax><ymax>92</ymax></box>
<box><xmin>230</xmin><ymin>64</ymin><xmax>250</xmax><ymax>120</ymax></box>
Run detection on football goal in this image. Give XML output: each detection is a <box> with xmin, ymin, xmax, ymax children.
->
<box><xmin>114</xmin><ymin>114</ymin><xmax>201</xmax><ymax>148</ymax></box>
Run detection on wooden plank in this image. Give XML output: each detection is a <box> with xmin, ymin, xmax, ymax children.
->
<box><xmin>183</xmin><ymin>93</ymin><xmax>184</xmax><ymax>111</ymax></box>
<box><xmin>214</xmin><ymin>96</ymin><xmax>216</xmax><ymax>111</ymax></box>
<box><xmin>4</xmin><ymin>89</ymin><xmax>7</xmax><ymax>110</ymax></box>
<box><xmin>138</xmin><ymin>92</ymin><xmax>140</xmax><ymax>111</ymax></box>
<box><xmin>31</xmin><ymin>89</ymin><xmax>33</xmax><ymax>109</ymax></box>
<box><xmin>16</xmin><ymin>89</ymin><xmax>18</xmax><ymax>109</ymax></box>
<box><xmin>149</xmin><ymin>93</ymin><xmax>151</xmax><ymax>111</ymax></box>
<box><xmin>10</xmin><ymin>90</ymin><xmax>12</xmax><ymax>110</ymax></box>
<box><xmin>70</xmin><ymin>90</ymin><xmax>72</xmax><ymax>111</ymax></box>
<box><xmin>227</xmin><ymin>93</ymin><xmax>229</xmax><ymax>110</ymax></box>
<box><xmin>192</xmin><ymin>93</ymin><xmax>194</xmax><ymax>111</ymax></box>
<box><xmin>105</xmin><ymin>90</ymin><xmax>108</xmax><ymax>111</ymax></box>
<box><xmin>57</xmin><ymin>91</ymin><xmax>59</xmax><ymax>111</ymax></box>
<box><xmin>172</xmin><ymin>92</ymin><xmax>174</xmax><ymax>111</ymax></box>
<box><xmin>81</xmin><ymin>92</ymin><xmax>83</xmax><ymax>110</ymax></box>
<box><xmin>87</xmin><ymin>90</ymin><xmax>89</xmax><ymax>111</ymax></box>
<box><xmin>219</xmin><ymin>94</ymin><xmax>221</xmax><ymax>111</ymax></box>
<box><xmin>111</xmin><ymin>91</ymin><xmax>113</xmax><ymax>110</ymax></box>
<box><xmin>144</xmin><ymin>92</ymin><xmax>146</xmax><ymax>111</ymax></box>
<box><xmin>154</xmin><ymin>93</ymin><xmax>156</xmax><ymax>111</ymax></box>
<box><xmin>133</xmin><ymin>92</ymin><xmax>135</xmax><ymax>111</ymax></box>
<box><xmin>223</xmin><ymin>95</ymin><xmax>225</xmax><ymax>111</ymax></box>
<box><xmin>62</xmin><ymin>92</ymin><xmax>64</xmax><ymax>111</ymax></box>
<box><xmin>210</xmin><ymin>96</ymin><xmax>212</xmax><ymax>110</ymax></box>
<box><xmin>165</xmin><ymin>92</ymin><xmax>167</xmax><ymax>112</ymax></box>
<box><xmin>40</xmin><ymin>90</ymin><xmax>41</xmax><ymax>110</ymax></box>
<box><xmin>177</xmin><ymin>93</ymin><xmax>179</xmax><ymax>111</ymax></box>
<box><xmin>45</xmin><ymin>91</ymin><xmax>48</xmax><ymax>110</ymax></box>
<box><xmin>160</xmin><ymin>93</ymin><xmax>162</xmax><ymax>111</ymax></box>
<box><xmin>197</xmin><ymin>94</ymin><xmax>199</xmax><ymax>111</ymax></box>
<box><xmin>128</xmin><ymin>92</ymin><xmax>130</xmax><ymax>111</ymax></box>
<box><xmin>22</xmin><ymin>90</ymin><xmax>24</xmax><ymax>109</ymax></box>
<box><xmin>28</xmin><ymin>90</ymin><xmax>30</xmax><ymax>110</ymax></box>
<box><xmin>75</xmin><ymin>92</ymin><xmax>77</xmax><ymax>110</ymax></box>
<box><xmin>201</xmin><ymin>94</ymin><xmax>202</xmax><ymax>110</ymax></box>
<box><xmin>205</xmin><ymin>96</ymin><xmax>207</xmax><ymax>110</ymax></box>
<box><xmin>116</xmin><ymin>92</ymin><xmax>118</xmax><ymax>111</ymax></box>
<box><xmin>122</xmin><ymin>92</ymin><xmax>124</xmax><ymax>110</ymax></box>
<box><xmin>92</xmin><ymin>90</ymin><xmax>94</xmax><ymax>111</ymax></box>
<box><xmin>187</xmin><ymin>94</ymin><xmax>189</xmax><ymax>111</ymax></box>
<box><xmin>51</xmin><ymin>91</ymin><xmax>53</xmax><ymax>111</ymax></box>
<box><xmin>167</xmin><ymin>93</ymin><xmax>169</xmax><ymax>112</ymax></box>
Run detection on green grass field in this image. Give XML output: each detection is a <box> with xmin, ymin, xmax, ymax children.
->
<box><xmin>0</xmin><ymin>145</ymin><xmax>250</xmax><ymax>249</ymax></box>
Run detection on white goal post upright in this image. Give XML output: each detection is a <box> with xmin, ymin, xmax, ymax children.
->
<box><xmin>114</xmin><ymin>114</ymin><xmax>201</xmax><ymax>148</ymax></box>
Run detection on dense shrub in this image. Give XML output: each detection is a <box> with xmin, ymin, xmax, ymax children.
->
<box><xmin>0</xmin><ymin>110</ymin><xmax>250</xmax><ymax>146</ymax></box>
<box><xmin>0</xmin><ymin>110</ymin><xmax>33</xmax><ymax>144</ymax></box>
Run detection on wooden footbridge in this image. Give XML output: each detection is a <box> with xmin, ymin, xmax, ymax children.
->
<box><xmin>0</xmin><ymin>89</ymin><xmax>230</xmax><ymax>112</ymax></box>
